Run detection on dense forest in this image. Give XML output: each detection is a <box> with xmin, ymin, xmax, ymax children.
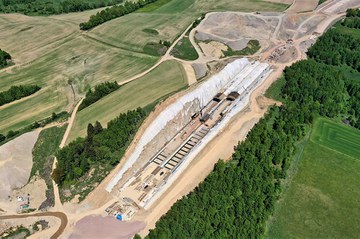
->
<box><xmin>0</xmin><ymin>49</ymin><xmax>11</xmax><ymax>68</ymax></box>
<box><xmin>307</xmin><ymin>28</ymin><xmax>360</xmax><ymax>71</ymax></box>
<box><xmin>0</xmin><ymin>0</ymin><xmax>123</xmax><ymax>15</ymax></box>
<box><xmin>0</xmin><ymin>84</ymin><xmax>41</xmax><ymax>106</ymax></box>
<box><xmin>341</xmin><ymin>8</ymin><xmax>360</xmax><ymax>29</ymax></box>
<box><xmin>342</xmin><ymin>17</ymin><xmax>360</xmax><ymax>29</ymax></box>
<box><xmin>146</xmin><ymin>11</ymin><xmax>360</xmax><ymax>238</ymax></box>
<box><xmin>79</xmin><ymin>0</ymin><xmax>159</xmax><ymax>30</ymax></box>
<box><xmin>52</xmin><ymin>108</ymin><xmax>146</xmax><ymax>186</ymax></box>
<box><xmin>79</xmin><ymin>81</ymin><xmax>120</xmax><ymax>111</ymax></box>
<box><xmin>307</xmin><ymin>24</ymin><xmax>360</xmax><ymax>129</ymax></box>
<box><xmin>346</xmin><ymin>8</ymin><xmax>360</xmax><ymax>17</ymax></box>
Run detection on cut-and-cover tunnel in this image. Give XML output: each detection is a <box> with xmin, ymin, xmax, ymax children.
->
<box><xmin>106</xmin><ymin>58</ymin><xmax>272</xmax><ymax>194</ymax></box>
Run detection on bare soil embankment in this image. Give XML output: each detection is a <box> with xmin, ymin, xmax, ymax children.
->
<box><xmin>0</xmin><ymin>131</ymin><xmax>39</xmax><ymax>200</ymax></box>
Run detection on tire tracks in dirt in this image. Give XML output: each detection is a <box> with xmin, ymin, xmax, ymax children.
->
<box><xmin>0</xmin><ymin>211</ymin><xmax>67</xmax><ymax>239</ymax></box>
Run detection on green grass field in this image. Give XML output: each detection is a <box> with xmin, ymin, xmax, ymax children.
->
<box><xmin>266</xmin><ymin>117</ymin><xmax>360</xmax><ymax>238</ymax></box>
<box><xmin>31</xmin><ymin>125</ymin><xmax>67</xmax><ymax>208</ymax></box>
<box><xmin>67</xmin><ymin>60</ymin><xmax>188</xmax><ymax>142</ymax></box>
<box><xmin>311</xmin><ymin>118</ymin><xmax>360</xmax><ymax>159</ymax></box>
<box><xmin>0</xmin><ymin>33</ymin><xmax>156</xmax><ymax>134</ymax></box>
<box><xmin>171</xmin><ymin>36</ymin><xmax>199</xmax><ymax>60</ymax></box>
<box><xmin>265</xmin><ymin>76</ymin><xmax>285</xmax><ymax>102</ymax></box>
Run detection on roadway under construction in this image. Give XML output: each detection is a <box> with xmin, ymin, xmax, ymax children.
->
<box><xmin>106</xmin><ymin>59</ymin><xmax>272</xmax><ymax>220</ymax></box>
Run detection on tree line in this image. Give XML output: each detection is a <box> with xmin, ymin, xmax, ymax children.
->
<box><xmin>342</xmin><ymin>17</ymin><xmax>360</xmax><ymax>29</ymax></box>
<box><xmin>79</xmin><ymin>0</ymin><xmax>159</xmax><ymax>30</ymax></box>
<box><xmin>52</xmin><ymin>108</ymin><xmax>147</xmax><ymax>186</ymax></box>
<box><xmin>307</xmin><ymin>28</ymin><xmax>360</xmax><ymax>71</ymax></box>
<box><xmin>342</xmin><ymin>8</ymin><xmax>360</xmax><ymax>29</ymax></box>
<box><xmin>79</xmin><ymin>81</ymin><xmax>120</xmax><ymax>111</ymax></box>
<box><xmin>0</xmin><ymin>111</ymin><xmax>68</xmax><ymax>145</ymax></box>
<box><xmin>0</xmin><ymin>84</ymin><xmax>41</xmax><ymax>106</ymax></box>
<box><xmin>146</xmin><ymin>12</ymin><xmax>360</xmax><ymax>239</ymax></box>
<box><xmin>307</xmin><ymin>18</ymin><xmax>360</xmax><ymax>129</ymax></box>
<box><xmin>0</xmin><ymin>49</ymin><xmax>11</xmax><ymax>68</ymax></box>
<box><xmin>341</xmin><ymin>9</ymin><xmax>360</xmax><ymax>29</ymax></box>
<box><xmin>346</xmin><ymin>8</ymin><xmax>360</xmax><ymax>17</ymax></box>
<box><xmin>0</xmin><ymin>0</ymin><xmax>123</xmax><ymax>15</ymax></box>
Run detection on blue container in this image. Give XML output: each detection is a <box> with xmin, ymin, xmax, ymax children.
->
<box><xmin>116</xmin><ymin>214</ymin><xmax>123</xmax><ymax>221</ymax></box>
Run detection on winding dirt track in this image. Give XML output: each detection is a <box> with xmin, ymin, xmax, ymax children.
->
<box><xmin>50</xmin><ymin>98</ymin><xmax>84</xmax><ymax>214</ymax></box>
<box><xmin>0</xmin><ymin>212</ymin><xmax>67</xmax><ymax>239</ymax></box>
<box><xmin>116</xmin><ymin>21</ymin><xmax>196</xmax><ymax>86</ymax></box>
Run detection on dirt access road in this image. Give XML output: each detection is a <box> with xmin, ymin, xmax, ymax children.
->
<box><xmin>115</xmin><ymin>21</ymin><xmax>197</xmax><ymax>86</ymax></box>
<box><xmin>0</xmin><ymin>212</ymin><xmax>67</xmax><ymax>239</ymax></box>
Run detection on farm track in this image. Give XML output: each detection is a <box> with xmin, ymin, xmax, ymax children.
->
<box><xmin>51</xmin><ymin>98</ymin><xmax>84</xmax><ymax>213</ymax></box>
<box><xmin>117</xmin><ymin>21</ymin><xmax>196</xmax><ymax>86</ymax></box>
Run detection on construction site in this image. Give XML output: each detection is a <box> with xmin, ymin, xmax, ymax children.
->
<box><xmin>105</xmin><ymin>58</ymin><xmax>272</xmax><ymax>220</ymax></box>
<box><xmin>2</xmin><ymin>0</ymin><xmax>360</xmax><ymax>238</ymax></box>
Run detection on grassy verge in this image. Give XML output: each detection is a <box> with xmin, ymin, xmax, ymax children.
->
<box><xmin>143</xmin><ymin>42</ymin><xmax>168</xmax><ymax>56</ymax></box>
<box><xmin>265</xmin><ymin>117</ymin><xmax>360</xmax><ymax>238</ymax></box>
<box><xmin>318</xmin><ymin>0</ymin><xmax>328</xmax><ymax>5</ymax></box>
<box><xmin>265</xmin><ymin>76</ymin><xmax>285</xmax><ymax>102</ymax></box>
<box><xmin>31</xmin><ymin>125</ymin><xmax>67</xmax><ymax>209</ymax></box>
<box><xmin>136</xmin><ymin>0</ymin><xmax>173</xmax><ymax>12</ymax></box>
<box><xmin>60</xmin><ymin>163</ymin><xmax>114</xmax><ymax>202</ymax></box>
<box><xmin>171</xmin><ymin>36</ymin><xmax>199</xmax><ymax>60</ymax></box>
<box><xmin>222</xmin><ymin>39</ymin><xmax>260</xmax><ymax>57</ymax></box>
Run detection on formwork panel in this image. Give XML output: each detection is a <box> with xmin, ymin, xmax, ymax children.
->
<box><xmin>180</xmin><ymin>149</ymin><xmax>189</xmax><ymax>154</ymax></box>
<box><xmin>158</xmin><ymin>154</ymin><xmax>167</xmax><ymax>159</ymax></box>
<box><xmin>170</xmin><ymin>158</ymin><xmax>180</xmax><ymax>163</ymax></box>
<box><xmin>177</xmin><ymin>151</ymin><xmax>186</xmax><ymax>156</ymax></box>
<box><xmin>167</xmin><ymin>161</ymin><xmax>177</xmax><ymax>167</ymax></box>
<box><xmin>165</xmin><ymin>165</ymin><xmax>174</xmax><ymax>170</ymax></box>
<box><xmin>183</xmin><ymin>144</ymin><xmax>193</xmax><ymax>150</ymax></box>
<box><xmin>187</xmin><ymin>141</ymin><xmax>196</xmax><ymax>146</ymax></box>
<box><xmin>190</xmin><ymin>137</ymin><xmax>199</xmax><ymax>142</ymax></box>
<box><xmin>192</xmin><ymin>135</ymin><xmax>201</xmax><ymax>140</ymax></box>
<box><xmin>174</xmin><ymin>154</ymin><xmax>183</xmax><ymax>159</ymax></box>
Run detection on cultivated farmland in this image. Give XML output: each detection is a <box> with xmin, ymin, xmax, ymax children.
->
<box><xmin>266</xmin><ymin>118</ymin><xmax>360</xmax><ymax>238</ymax></box>
<box><xmin>311</xmin><ymin>118</ymin><xmax>360</xmax><ymax>159</ymax></box>
<box><xmin>67</xmin><ymin>60</ymin><xmax>188</xmax><ymax>142</ymax></box>
<box><xmin>0</xmin><ymin>35</ymin><xmax>156</xmax><ymax>134</ymax></box>
<box><xmin>0</xmin><ymin>0</ymin><xmax>286</xmax><ymax>136</ymax></box>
